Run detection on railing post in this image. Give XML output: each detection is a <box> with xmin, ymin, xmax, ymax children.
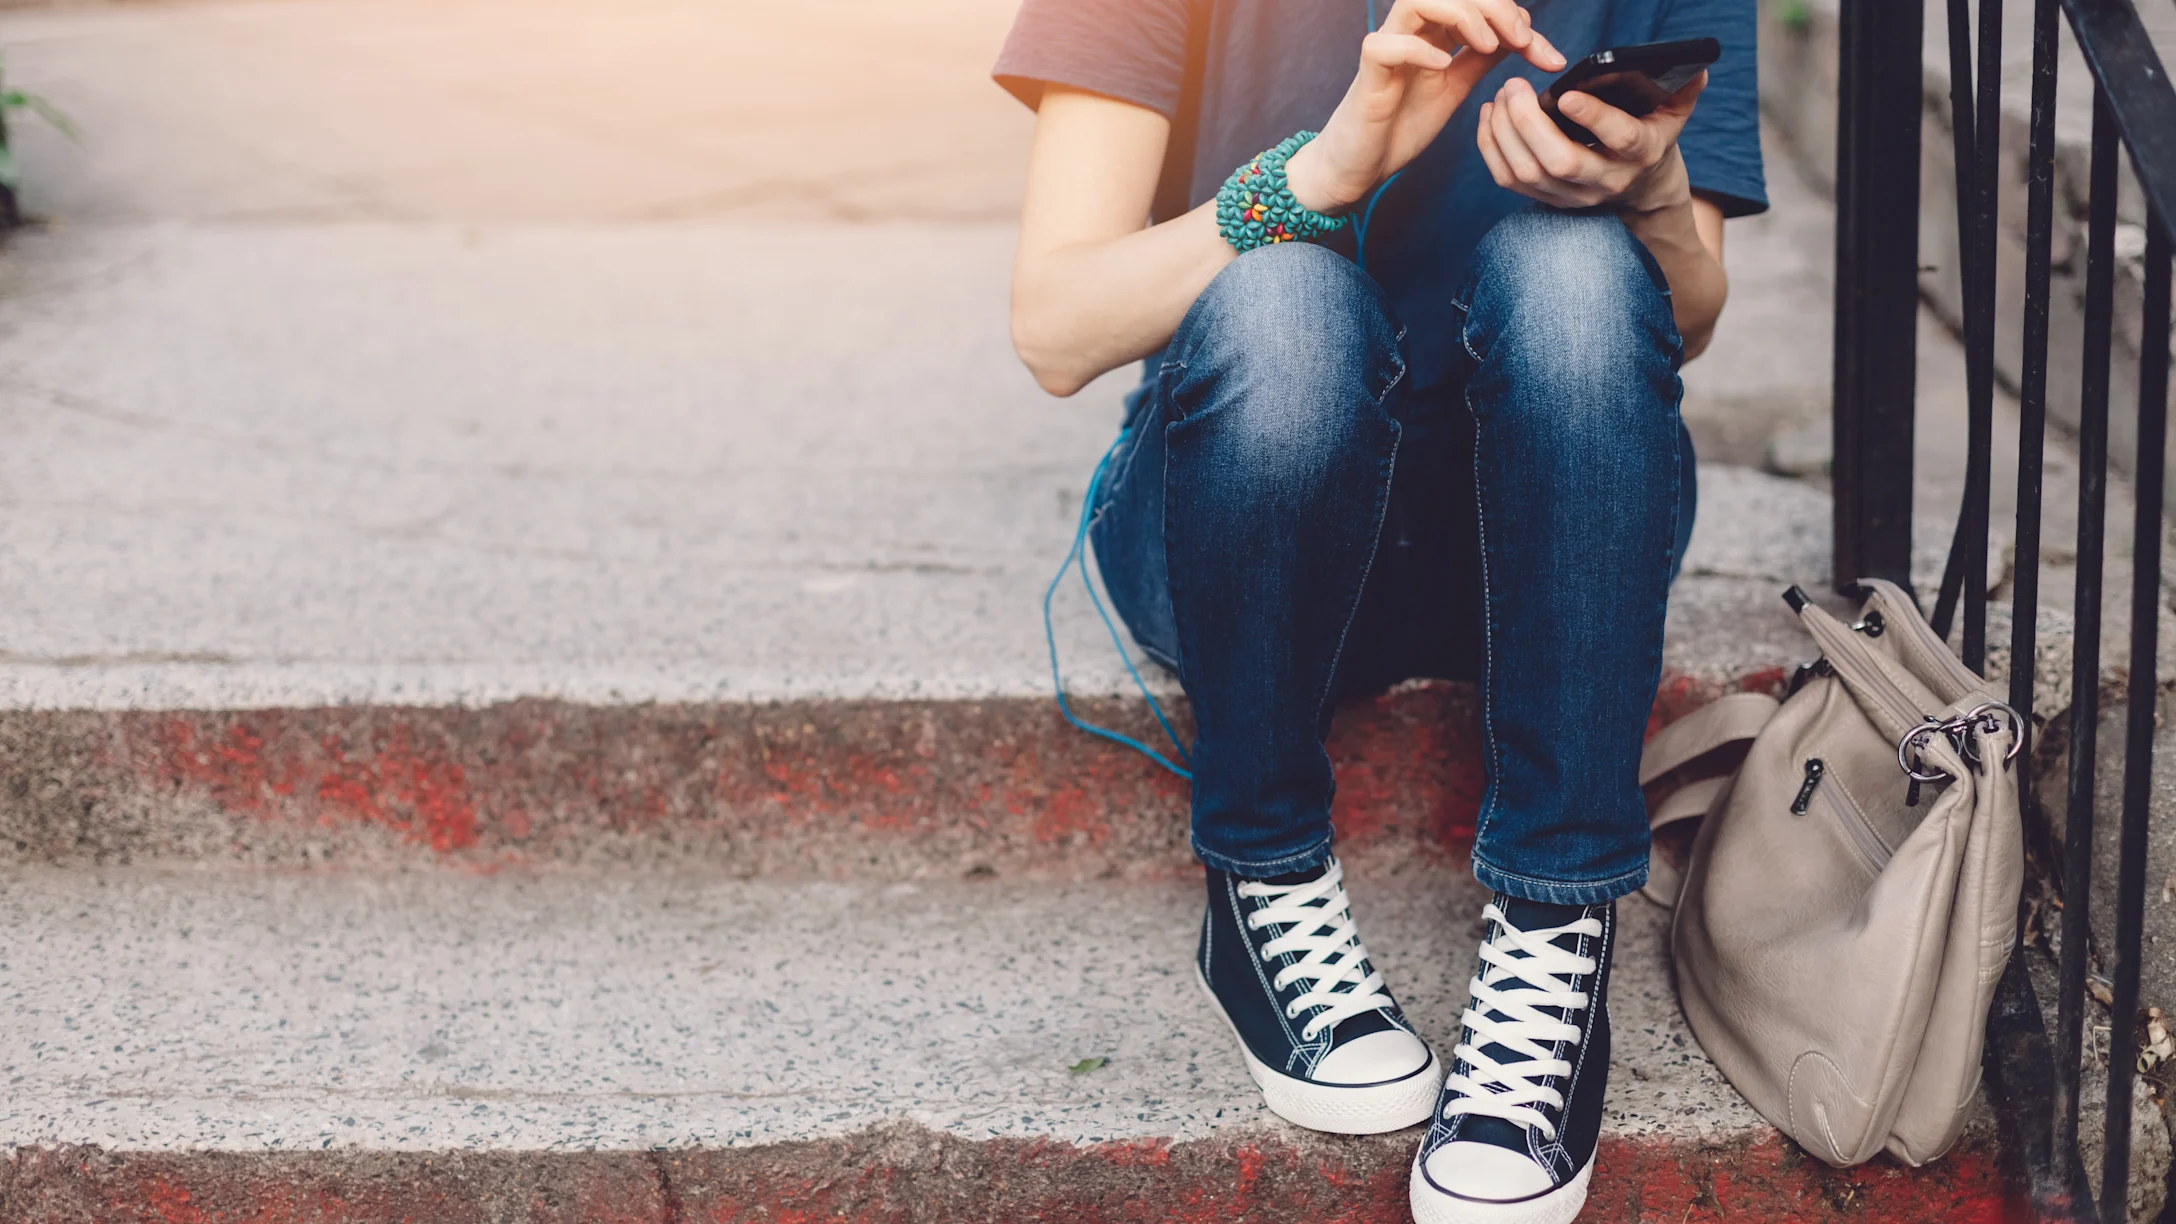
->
<box><xmin>1830</xmin><ymin>0</ymin><xmax>1924</xmax><ymax>594</ymax></box>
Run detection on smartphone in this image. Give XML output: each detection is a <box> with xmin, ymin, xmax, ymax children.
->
<box><xmin>1537</xmin><ymin>38</ymin><xmax>1720</xmax><ymax>145</ymax></box>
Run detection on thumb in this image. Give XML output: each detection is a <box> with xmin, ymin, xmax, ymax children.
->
<box><xmin>1640</xmin><ymin>70</ymin><xmax>1705</xmax><ymax>146</ymax></box>
<box><xmin>1653</xmin><ymin>70</ymin><xmax>1706</xmax><ymax>123</ymax></box>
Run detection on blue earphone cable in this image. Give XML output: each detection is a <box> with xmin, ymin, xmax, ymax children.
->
<box><xmin>1354</xmin><ymin>0</ymin><xmax>1396</xmax><ymax>272</ymax></box>
<box><xmin>1042</xmin><ymin>429</ymin><xmax>1194</xmax><ymax>779</ymax></box>
<box><xmin>1353</xmin><ymin>172</ymin><xmax>1400</xmax><ymax>272</ymax></box>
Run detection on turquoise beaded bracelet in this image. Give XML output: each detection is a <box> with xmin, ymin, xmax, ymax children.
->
<box><xmin>1215</xmin><ymin>131</ymin><xmax>1348</xmax><ymax>253</ymax></box>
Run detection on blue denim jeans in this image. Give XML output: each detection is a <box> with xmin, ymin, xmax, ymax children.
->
<box><xmin>1089</xmin><ymin>210</ymin><xmax>1693</xmax><ymax>905</ymax></box>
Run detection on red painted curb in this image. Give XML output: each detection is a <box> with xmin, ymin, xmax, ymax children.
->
<box><xmin>0</xmin><ymin>669</ymin><xmax>1785</xmax><ymax>875</ymax></box>
<box><xmin>0</xmin><ymin>1121</ymin><xmax>2024</xmax><ymax>1224</ymax></box>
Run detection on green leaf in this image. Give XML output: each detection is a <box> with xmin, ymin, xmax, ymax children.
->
<box><xmin>17</xmin><ymin>94</ymin><xmax>75</xmax><ymax>142</ymax></box>
<box><xmin>0</xmin><ymin>143</ymin><xmax>21</xmax><ymax>191</ymax></box>
<box><xmin>1066</xmin><ymin>1056</ymin><xmax>1108</xmax><ymax>1075</ymax></box>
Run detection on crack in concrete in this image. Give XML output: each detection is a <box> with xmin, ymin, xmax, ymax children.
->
<box><xmin>647</xmin><ymin>1149</ymin><xmax>688</xmax><ymax>1224</ymax></box>
<box><xmin>0</xmin><ymin>649</ymin><xmax>239</xmax><ymax>667</ymax></box>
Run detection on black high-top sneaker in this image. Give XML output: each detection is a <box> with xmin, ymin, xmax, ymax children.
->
<box><xmin>1197</xmin><ymin>857</ymin><xmax>1440</xmax><ymax>1134</ymax></box>
<box><xmin>1409</xmin><ymin>896</ymin><xmax>1613</xmax><ymax>1224</ymax></box>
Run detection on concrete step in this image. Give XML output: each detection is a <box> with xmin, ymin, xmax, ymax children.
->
<box><xmin>0</xmin><ymin>116</ymin><xmax>1863</xmax><ymax>877</ymax></box>
<box><xmin>0</xmin><ymin>664</ymin><xmax>1805</xmax><ymax>878</ymax></box>
<box><xmin>0</xmin><ymin>861</ymin><xmax>2022</xmax><ymax>1222</ymax></box>
<box><xmin>0</xmin><ymin>214</ymin><xmax>1828</xmax><ymax>875</ymax></box>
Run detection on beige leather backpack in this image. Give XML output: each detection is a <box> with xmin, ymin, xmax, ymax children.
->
<box><xmin>1637</xmin><ymin>578</ymin><xmax>2024</xmax><ymax>1167</ymax></box>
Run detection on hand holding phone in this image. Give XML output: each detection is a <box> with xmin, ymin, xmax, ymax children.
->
<box><xmin>1538</xmin><ymin>38</ymin><xmax>1719</xmax><ymax>145</ymax></box>
<box><xmin>1474</xmin><ymin>36</ymin><xmax>1711</xmax><ymax>213</ymax></box>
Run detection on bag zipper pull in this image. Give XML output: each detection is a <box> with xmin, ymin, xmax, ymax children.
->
<box><xmin>1786</xmin><ymin>656</ymin><xmax>1834</xmax><ymax>698</ymax></box>
<box><xmin>1791</xmin><ymin>758</ymin><xmax>1826</xmax><ymax>814</ymax></box>
<box><xmin>1906</xmin><ymin>775</ymin><xmax>1923</xmax><ymax>807</ymax></box>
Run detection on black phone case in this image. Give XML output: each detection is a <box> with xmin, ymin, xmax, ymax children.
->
<box><xmin>1537</xmin><ymin>37</ymin><xmax>1720</xmax><ymax>144</ymax></box>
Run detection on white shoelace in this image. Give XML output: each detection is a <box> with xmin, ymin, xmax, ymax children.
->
<box><xmin>1441</xmin><ymin>902</ymin><xmax>1603</xmax><ymax>1140</ymax></box>
<box><xmin>1236</xmin><ymin>860</ymin><xmax>1397</xmax><ymax>1042</ymax></box>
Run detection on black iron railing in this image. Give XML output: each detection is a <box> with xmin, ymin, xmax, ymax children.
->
<box><xmin>1829</xmin><ymin>0</ymin><xmax>1923</xmax><ymax>595</ymax></box>
<box><xmin>1833</xmin><ymin>0</ymin><xmax>2176</xmax><ymax>1217</ymax></box>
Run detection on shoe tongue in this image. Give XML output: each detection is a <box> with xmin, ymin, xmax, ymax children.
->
<box><xmin>1456</xmin><ymin>896</ymin><xmax>1595</xmax><ymax>1151</ymax></box>
<box><xmin>1329</xmin><ymin>1007</ymin><xmax>1396</xmax><ymax>1045</ymax></box>
<box><xmin>1495</xmin><ymin>896</ymin><xmax>1590</xmax><ymax>935</ymax></box>
<box><xmin>1255</xmin><ymin>864</ymin><xmax>1330</xmax><ymax>887</ymax></box>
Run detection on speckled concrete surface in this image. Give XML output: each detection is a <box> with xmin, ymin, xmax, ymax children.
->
<box><xmin>0</xmin><ymin>223</ymin><xmax>1152</xmax><ymax>711</ymax></box>
<box><xmin>0</xmin><ymin>861</ymin><xmax>1768</xmax><ymax>1152</ymax></box>
<box><xmin>0</xmin><ymin>215</ymin><xmax>1821</xmax><ymax>712</ymax></box>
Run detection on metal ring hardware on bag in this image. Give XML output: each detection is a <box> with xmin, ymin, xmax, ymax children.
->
<box><xmin>1895</xmin><ymin>701</ymin><xmax>2024</xmax><ymax>781</ymax></box>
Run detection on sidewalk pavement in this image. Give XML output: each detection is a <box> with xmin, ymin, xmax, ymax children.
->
<box><xmin>0</xmin><ymin>0</ymin><xmax>1034</xmax><ymax>224</ymax></box>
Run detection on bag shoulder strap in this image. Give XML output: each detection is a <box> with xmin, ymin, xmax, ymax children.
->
<box><xmin>1636</xmin><ymin>690</ymin><xmax>1780</xmax><ymax>908</ymax></box>
<box><xmin>1641</xmin><ymin>775</ymin><xmax>1732</xmax><ymax>906</ymax></box>
<box><xmin>1639</xmin><ymin>690</ymin><xmax>1781</xmax><ymax>786</ymax></box>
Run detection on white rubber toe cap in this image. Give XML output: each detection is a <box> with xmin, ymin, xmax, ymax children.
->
<box><xmin>1422</xmin><ymin>1140</ymin><xmax>1555</xmax><ymax>1202</ymax></box>
<box><xmin>1311</xmin><ymin>1027</ymin><xmax>1431</xmax><ymax>1085</ymax></box>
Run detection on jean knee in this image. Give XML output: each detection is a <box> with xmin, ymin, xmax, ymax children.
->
<box><xmin>1465</xmin><ymin>211</ymin><xmax>1675</xmax><ymax>359</ymax></box>
<box><xmin>1460</xmin><ymin>211</ymin><xmax>1681</xmax><ymax>444</ymax></box>
<box><xmin>1166</xmin><ymin>244</ymin><xmax>1403</xmax><ymax>483</ymax></box>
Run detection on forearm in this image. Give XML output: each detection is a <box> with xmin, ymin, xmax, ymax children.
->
<box><xmin>1009</xmin><ymin>0</ymin><xmax>1559</xmax><ymax>400</ymax></box>
<box><xmin>1008</xmin><ymin>134</ymin><xmax>1376</xmax><ymax>397</ymax></box>
<box><xmin>1620</xmin><ymin>155</ymin><xmax>1727</xmax><ymax>361</ymax></box>
<box><xmin>1011</xmin><ymin>201</ymin><xmax>1235</xmax><ymax>397</ymax></box>
<box><xmin>1625</xmin><ymin>201</ymin><xmax>1725</xmax><ymax>360</ymax></box>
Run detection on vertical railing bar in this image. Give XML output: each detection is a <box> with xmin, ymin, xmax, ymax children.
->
<box><xmin>2102</xmin><ymin>208</ymin><xmax>2170</xmax><ymax>1224</ymax></box>
<box><xmin>1830</xmin><ymin>0</ymin><xmax>1923</xmax><ymax>594</ymax></box>
<box><xmin>1990</xmin><ymin>0</ymin><xmax>2060</xmax><ymax>1201</ymax></box>
<box><xmin>2009</xmin><ymin>0</ymin><xmax>2057</xmax><ymax>862</ymax></box>
<box><xmin>1935</xmin><ymin>0</ymin><xmax>1984</xmax><ymax>643</ymax></box>
<box><xmin>2056</xmin><ymin>84</ymin><xmax>2120</xmax><ymax>1189</ymax></box>
<box><xmin>1963</xmin><ymin>0</ymin><xmax>2004</xmax><ymax>673</ymax></box>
